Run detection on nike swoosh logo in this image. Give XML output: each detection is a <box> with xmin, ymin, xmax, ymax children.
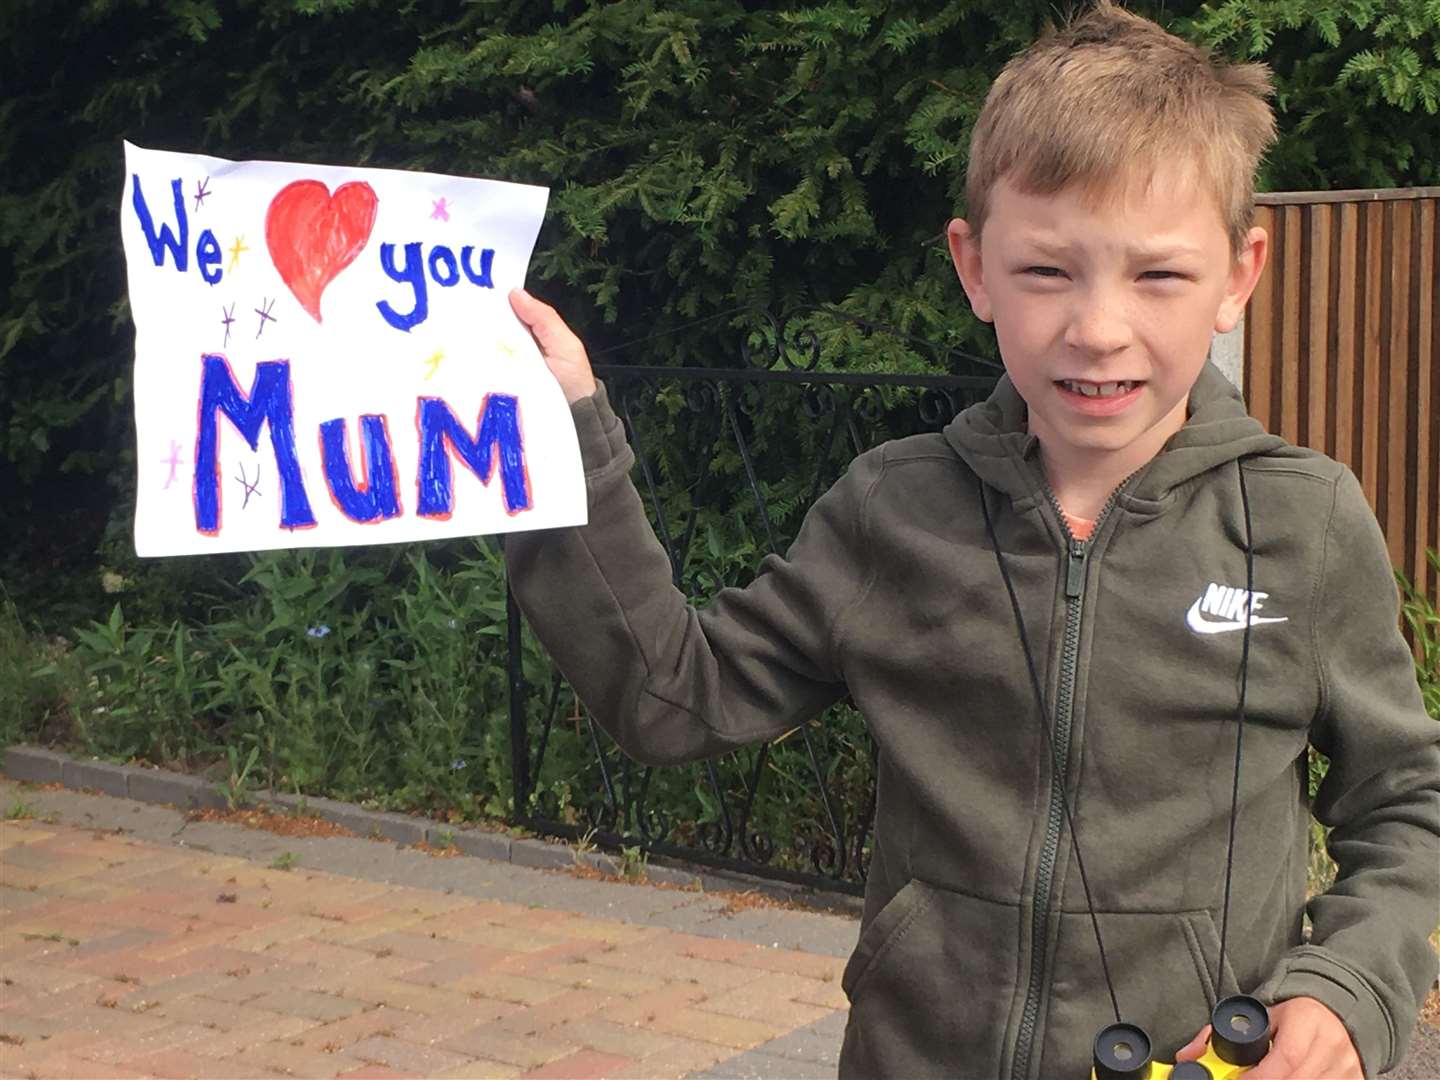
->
<box><xmin>1186</xmin><ymin>599</ymin><xmax>1289</xmax><ymax>635</ymax></box>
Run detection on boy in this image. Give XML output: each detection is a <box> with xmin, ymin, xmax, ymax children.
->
<box><xmin>504</xmin><ymin>3</ymin><xmax>1439</xmax><ymax>1076</ymax></box>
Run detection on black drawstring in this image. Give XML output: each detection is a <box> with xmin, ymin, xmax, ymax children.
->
<box><xmin>979</xmin><ymin>461</ymin><xmax>1257</xmax><ymax>1024</ymax></box>
<box><xmin>978</xmin><ymin>479</ymin><xmax>1123</xmax><ymax>1026</ymax></box>
<box><xmin>1218</xmin><ymin>459</ymin><xmax>1254</xmax><ymax>990</ymax></box>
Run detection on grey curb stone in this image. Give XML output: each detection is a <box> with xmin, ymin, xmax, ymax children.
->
<box><xmin>511</xmin><ymin>837</ymin><xmax>577</xmax><ymax>871</ymax></box>
<box><xmin>575</xmin><ymin>849</ymin><xmax>624</xmax><ymax>877</ymax></box>
<box><xmin>448</xmin><ymin>827</ymin><xmax>512</xmax><ymax>862</ymax></box>
<box><xmin>59</xmin><ymin>758</ymin><xmax>129</xmax><ymax>798</ymax></box>
<box><xmin>639</xmin><ymin>861</ymin><xmax>703</xmax><ymax>889</ymax></box>
<box><xmin>285</xmin><ymin>794</ymin><xmax>382</xmax><ymax>837</ymax></box>
<box><xmin>127</xmin><ymin>768</ymin><xmax>227</xmax><ymax>811</ymax></box>
<box><xmin>2</xmin><ymin>746</ymin><xmax>66</xmax><ymax>785</ymax></box>
<box><xmin>364</xmin><ymin>811</ymin><xmax>429</xmax><ymax>847</ymax></box>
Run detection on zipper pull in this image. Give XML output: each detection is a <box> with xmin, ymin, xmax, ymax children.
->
<box><xmin>1066</xmin><ymin>539</ymin><xmax>1087</xmax><ymax>598</ymax></box>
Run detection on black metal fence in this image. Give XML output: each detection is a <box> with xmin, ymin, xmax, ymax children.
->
<box><xmin>505</xmin><ymin>307</ymin><xmax>1001</xmax><ymax>894</ymax></box>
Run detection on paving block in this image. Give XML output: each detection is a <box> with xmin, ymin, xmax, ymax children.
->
<box><xmin>522</xmin><ymin>1048</ymin><xmax>638</xmax><ymax>1079</ymax></box>
<box><xmin>646</xmin><ymin>1007</ymin><xmax>786</xmax><ymax>1050</ymax></box>
<box><xmin>380</xmin><ymin>1001</ymin><xmax>519</xmax><ymax>1047</ymax></box>
<box><xmin>725</xmin><ymin>947</ymin><xmax>846</xmax><ymax>982</ymax></box>
<box><xmin>551</xmin><ymin>1019</ymin><xmax>688</xmax><ymax>1061</ymax></box>
<box><xmin>599</xmin><ymin>984</ymin><xmax>709</xmax><ymax>1027</ymax></box>
<box><xmin>742</xmin><ymin>1014</ymin><xmax>844</xmax><ymax>1066</ymax></box>
<box><xmin>431</xmin><ymin>1059</ymin><xmax>523</xmax><ymax>1079</ymax></box>
<box><xmin>444</xmin><ymin>971</ymin><xmax>570</xmax><ymax>1007</ymax></box>
<box><xmin>119</xmin><ymin>1046</ymin><xmax>281</xmax><ymax>1079</ymax></box>
<box><xmin>489</xmin><ymin>987</ymin><xmax>618</xmax><ymax>1036</ymax></box>
<box><xmin>232</xmin><ymin>1038</ymin><xmax>366</xmax><ymax>1079</ymax></box>
<box><xmin>697</xmin><ymin>988</ymin><xmax>832</xmax><ymax>1029</ymax></box>
<box><xmin>59</xmin><ymin>758</ymin><xmax>129</xmax><ymax>799</ymax></box>
<box><xmin>81</xmin><ymin>1020</ymin><xmax>217</xmax><ymax>1063</ymax></box>
<box><xmin>688</xmin><ymin>1047</ymin><xmax>837</xmax><ymax>1079</ymax></box>
<box><xmin>536</xmin><ymin>961</ymin><xmax>667</xmax><ymax>997</ymax></box>
<box><xmin>248</xmin><ymin>987</ymin><xmax>369</xmax><ymax>1023</ymax></box>
<box><xmin>288</xmin><ymin>1004</ymin><xmax>409</xmax><ymax>1053</ymax></box>
<box><xmin>345</xmin><ymin>1034</ymin><xmax>470</xmax><ymax>1076</ymax></box>
<box><xmin>2</xmin><ymin>745</ymin><xmax>67</xmax><ymax>785</ymax></box>
<box><xmin>438</xmin><ymin>1025</ymin><xmax>578</xmax><ymax>1070</ymax></box>
<box><xmin>606</xmin><ymin>1035</ymin><xmax>730</xmax><ymax>1079</ymax></box>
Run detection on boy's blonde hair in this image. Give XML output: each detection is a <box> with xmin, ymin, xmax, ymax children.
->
<box><xmin>965</xmin><ymin>0</ymin><xmax>1276</xmax><ymax>253</ymax></box>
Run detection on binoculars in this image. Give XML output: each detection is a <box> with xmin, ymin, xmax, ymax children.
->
<box><xmin>1091</xmin><ymin>994</ymin><xmax>1271</xmax><ymax>1080</ymax></box>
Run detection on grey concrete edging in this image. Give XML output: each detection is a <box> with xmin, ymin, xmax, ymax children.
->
<box><xmin>0</xmin><ymin>743</ymin><xmax>860</xmax><ymax>912</ymax></box>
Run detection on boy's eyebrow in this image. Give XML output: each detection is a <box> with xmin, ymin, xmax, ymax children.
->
<box><xmin>1016</xmin><ymin>236</ymin><xmax>1207</xmax><ymax>261</ymax></box>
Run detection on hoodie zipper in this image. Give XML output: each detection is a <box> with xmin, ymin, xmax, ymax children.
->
<box><xmin>1010</xmin><ymin>479</ymin><xmax>1130</xmax><ymax>1080</ymax></box>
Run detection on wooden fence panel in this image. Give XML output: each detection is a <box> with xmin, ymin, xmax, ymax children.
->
<box><xmin>1246</xmin><ymin>189</ymin><xmax>1439</xmax><ymax>603</ymax></box>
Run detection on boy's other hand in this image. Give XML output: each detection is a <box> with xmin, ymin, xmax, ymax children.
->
<box><xmin>509</xmin><ymin>288</ymin><xmax>597</xmax><ymax>404</ymax></box>
<box><xmin>1174</xmin><ymin>997</ymin><xmax>1361</xmax><ymax>1078</ymax></box>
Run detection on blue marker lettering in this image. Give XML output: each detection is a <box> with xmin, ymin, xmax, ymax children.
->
<box><xmin>416</xmin><ymin>394</ymin><xmax>530</xmax><ymax>518</ymax></box>
<box><xmin>131</xmin><ymin>175</ymin><xmax>189</xmax><ymax>271</ymax></box>
<box><xmin>194</xmin><ymin>355</ymin><xmax>316</xmax><ymax>533</ymax></box>
<box><xmin>376</xmin><ymin>241</ymin><xmax>428</xmax><ymax>331</ymax></box>
<box><xmin>319</xmin><ymin>415</ymin><xmax>401</xmax><ymax>523</ymax></box>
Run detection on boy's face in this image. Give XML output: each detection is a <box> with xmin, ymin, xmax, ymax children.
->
<box><xmin>948</xmin><ymin>167</ymin><xmax>1267</xmax><ymax>483</ymax></box>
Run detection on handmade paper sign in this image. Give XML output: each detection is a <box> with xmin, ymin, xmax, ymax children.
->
<box><xmin>120</xmin><ymin>141</ymin><xmax>585</xmax><ymax>557</ymax></box>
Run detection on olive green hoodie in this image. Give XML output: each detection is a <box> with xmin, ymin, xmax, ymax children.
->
<box><xmin>505</xmin><ymin>363</ymin><xmax>1439</xmax><ymax>1078</ymax></box>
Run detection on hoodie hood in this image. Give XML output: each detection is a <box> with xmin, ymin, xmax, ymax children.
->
<box><xmin>943</xmin><ymin>361</ymin><xmax>1289</xmax><ymax>509</ymax></box>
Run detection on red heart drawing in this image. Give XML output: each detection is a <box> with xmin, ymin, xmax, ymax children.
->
<box><xmin>264</xmin><ymin>179</ymin><xmax>378</xmax><ymax>323</ymax></box>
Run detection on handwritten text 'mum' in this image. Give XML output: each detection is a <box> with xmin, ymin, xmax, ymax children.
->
<box><xmin>194</xmin><ymin>355</ymin><xmax>530</xmax><ymax>535</ymax></box>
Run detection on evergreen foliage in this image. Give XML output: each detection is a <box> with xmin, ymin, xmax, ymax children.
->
<box><xmin>2</xmin><ymin>0</ymin><xmax>1436</xmax><ymax>620</ymax></box>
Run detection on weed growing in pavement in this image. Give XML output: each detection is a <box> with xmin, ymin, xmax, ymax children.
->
<box><xmin>620</xmin><ymin>843</ymin><xmax>648</xmax><ymax>881</ymax></box>
<box><xmin>216</xmin><ymin>744</ymin><xmax>260</xmax><ymax>810</ymax></box>
<box><xmin>270</xmin><ymin>851</ymin><xmax>298</xmax><ymax>871</ymax></box>
<box><xmin>4</xmin><ymin>796</ymin><xmax>35</xmax><ymax>820</ymax></box>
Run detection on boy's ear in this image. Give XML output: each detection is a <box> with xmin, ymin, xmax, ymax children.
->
<box><xmin>1215</xmin><ymin>226</ymin><xmax>1269</xmax><ymax>334</ymax></box>
<box><xmin>947</xmin><ymin>218</ymin><xmax>993</xmax><ymax>323</ymax></box>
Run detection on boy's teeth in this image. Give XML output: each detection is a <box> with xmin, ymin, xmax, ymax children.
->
<box><xmin>1063</xmin><ymin>380</ymin><xmax>1134</xmax><ymax>397</ymax></box>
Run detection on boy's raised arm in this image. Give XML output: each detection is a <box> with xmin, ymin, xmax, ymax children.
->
<box><xmin>504</xmin><ymin>290</ymin><xmax>874</xmax><ymax>766</ymax></box>
<box><xmin>1254</xmin><ymin>467</ymin><xmax>1440</xmax><ymax>1076</ymax></box>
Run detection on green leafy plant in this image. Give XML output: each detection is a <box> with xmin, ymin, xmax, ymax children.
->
<box><xmin>216</xmin><ymin>744</ymin><xmax>261</xmax><ymax>811</ymax></box>
<box><xmin>0</xmin><ymin>592</ymin><xmax>74</xmax><ymax>748</ymax></box>
<box><xmin>619</xmin><ymin>844</ymin><xmax>648</xmax><ymax>881</ymax></box>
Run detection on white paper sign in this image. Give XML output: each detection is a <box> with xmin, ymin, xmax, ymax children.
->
<box><xmin>121</xmin><ymin>142</ymin><xmax>585</xmax><ymax>557</ymax></box>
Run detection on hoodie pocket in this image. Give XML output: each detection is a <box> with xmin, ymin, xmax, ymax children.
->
<box><xmin>841</xmin><ymin>878</ymin><xmax>933</xmax><ymax>1000</ymax></box>
<box><xmin>839</xmin><ymin>880</ymin><xmax>1018</xmax><ymax>1079</ymax></box>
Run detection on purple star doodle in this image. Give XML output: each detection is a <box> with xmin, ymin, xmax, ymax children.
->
<box><xmin>255</xmin><ymin>297</ymin><xmax>277</xmax><ymax>338</ymax></box>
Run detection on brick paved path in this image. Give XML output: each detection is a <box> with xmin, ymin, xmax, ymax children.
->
<box><xmin>0</xmin><ymin>818</ymin><xmax>846</xmax><ymax>1079</ymax></box>
<box><xmin>4</xmin><ymin>771</ymin><xmax>1437</xmax><ymax>1080</ymax></box>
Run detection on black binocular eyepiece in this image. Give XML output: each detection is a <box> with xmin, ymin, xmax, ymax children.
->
<box><xmin>1091</xmin><ymin>995</ymin><xmax>1271</xmax><ymax>1080</ymax></box>
<box><xmin>1093</xmin><ymin>1022</ymin><xmax>1152</xmax><ymax>1080</ymax></box>
<box><xmin>1208</xmin><ymin>995</ymin><xmax>1270</xmax><ymax>1067</ymax></box>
